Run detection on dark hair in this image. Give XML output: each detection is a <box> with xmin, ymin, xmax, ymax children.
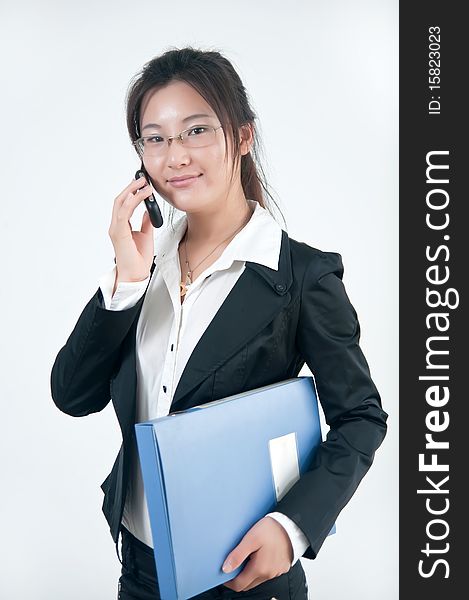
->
<box><xmin>125</xmin><ymin>45</ymin><xmax>286</xmax><ymax>231</ymax></box>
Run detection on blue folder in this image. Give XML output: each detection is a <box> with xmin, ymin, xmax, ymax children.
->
<box><xmin>135</xmin><ymin>375</ymin><xmax>335</xmax><ymax>600</ymax></box>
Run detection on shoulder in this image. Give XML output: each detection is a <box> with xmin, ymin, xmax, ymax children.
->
<box><xmin>286</xmin><ymin>234</ymin><xmax>357</xmax><ymax>325</ymax></box>
<box><xmin>287</xmin><ymin>233</ymin><xmax>344</xmax><ymax>285</ymax></box>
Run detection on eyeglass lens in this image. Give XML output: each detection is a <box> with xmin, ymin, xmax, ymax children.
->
<box><xmin>137</xmin><ymin>126</ymin><xmax>217</xmax><ymax>157</ymax></box>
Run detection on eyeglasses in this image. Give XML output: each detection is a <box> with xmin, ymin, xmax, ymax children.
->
<box><xmin>133</xmin><ymin>124</ymin><xmax>223</xmax><ymax>158</ymax></box>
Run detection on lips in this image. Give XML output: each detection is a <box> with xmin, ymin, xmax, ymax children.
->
<box><xmin>167</xmin><ymin>174</ymin><xmax>203</xmax><ymax>188</ymax></box>
<box><xmin>168</xmin><ymin>174</ymin><xmax>202</xmax><ymax>182</ymax></box>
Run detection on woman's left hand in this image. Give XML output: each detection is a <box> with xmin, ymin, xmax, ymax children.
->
<box><xmin>221</xmin><ymin>516</ymin><xmax>293</xmax><ymax>592</ymax></box>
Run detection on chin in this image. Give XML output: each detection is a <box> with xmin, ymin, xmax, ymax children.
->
<box><xmin>184</xmin><ymin>198</ymin><xmax>222</xmax><ymax>216</ymax></box>
<box><xmin>160</xmin><ymin>194</ymin><xmax>193</xmax><ymax>211</ymax></box>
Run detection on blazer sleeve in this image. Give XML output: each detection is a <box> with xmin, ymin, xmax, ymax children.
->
<box><xmin>50</xmin><ymin>287</ymin><xmax>146</xmax><ymax>417</ymax></box>
<box><xmin>273</xmin><ymin>250</ymin><xmax>388</xmax><ymax>559</ymax></box>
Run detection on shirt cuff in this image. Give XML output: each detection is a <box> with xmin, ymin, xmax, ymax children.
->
<box><xmin>98</xmin><ymin>263</ymin><xmax>150</xmax><ymax>311</ymax></box>
<box><xmin>265</xmin><ymin>511</ymin><xmax>310</xmax><ymax>566</ymax></box>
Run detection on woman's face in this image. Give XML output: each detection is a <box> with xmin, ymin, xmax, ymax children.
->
<box><xmin>138</xmin><ymin>80</ymin><xmax>246</xmax><ymax>215</ymax></box>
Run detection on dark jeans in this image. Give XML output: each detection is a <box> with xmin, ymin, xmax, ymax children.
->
<box><xmin>117</xmin><ymin>525</ymin><xmax>309</xmax><ymax>600</ymax></box>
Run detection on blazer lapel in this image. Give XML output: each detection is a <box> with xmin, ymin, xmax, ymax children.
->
<box><xmin>169</xmin><ymin>230</ymin><xmax>293</xmax><ymax>413</ymax></box>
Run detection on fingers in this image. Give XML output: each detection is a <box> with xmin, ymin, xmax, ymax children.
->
<box><xmin>120</xmin><ymin>175</ymin><xmax>151</xmax><ymax>200</ymax></box>
<box><xmin>110</xmin><ymin>177</ymin><xmax>154</xmax><ymax>237</ymax></box>
<box><xmin>107</xmin><ymin>176</ymin><xmax>157</xmax><ymax>283</ymax></box>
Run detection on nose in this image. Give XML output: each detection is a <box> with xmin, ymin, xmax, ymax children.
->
<box><xmin>166</xmin><ymin>136</ymin><xmax>191</xmax><ymax>166</ymax></box>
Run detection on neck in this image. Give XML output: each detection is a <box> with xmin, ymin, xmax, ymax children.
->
<box><xmin>183</xmin><ymin>192</ymin><xmax>254</xmax><ymax>247</ymax></box>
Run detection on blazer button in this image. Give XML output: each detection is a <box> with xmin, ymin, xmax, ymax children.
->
<box><xmin>275</xmin><ymin>283</ymin><xmax>286</xmax><ymax>293</ymax></box>
<box><xmin>163</xmin><ymin>385</ymin><xmax>167</xmax><ymax>393</ymax></box>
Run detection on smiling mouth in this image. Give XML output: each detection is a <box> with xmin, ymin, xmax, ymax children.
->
<box><xmin>168</xmin><ymin>174</ymin><xmax>202</xmax><ymax>182</ymax></box>
<box><xmin>168</xmin><ymin>174</ymin><xmax>203</xmax><ymax>187</ymax></box>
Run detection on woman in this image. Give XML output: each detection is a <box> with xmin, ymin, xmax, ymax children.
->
<box><xmin>51</xmin><ymin>46</ymin><xmax>388</xmax><ymax>600</ymax></box>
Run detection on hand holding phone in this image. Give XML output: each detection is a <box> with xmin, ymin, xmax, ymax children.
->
<box><xmin>108</xmin><ymin>167</ymin><xmax>161</xmax><ymax>293</ymax></box>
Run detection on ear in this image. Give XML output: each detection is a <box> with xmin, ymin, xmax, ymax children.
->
<box><xmin>239</xmin><ymin>123</ymin><xmax>254</xmax><ymax>156</ymax></box>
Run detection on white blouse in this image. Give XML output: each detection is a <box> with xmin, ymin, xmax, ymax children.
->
<box><xmin>98</xmin><ymin>198</ymin><xmax>310</xmax><ymax>566</ymax></box>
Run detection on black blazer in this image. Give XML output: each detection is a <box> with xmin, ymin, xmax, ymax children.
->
<box><xmin>50</xmin><ymin>229</ymin><xmax>388</xmax><ymax>561</ymax></box>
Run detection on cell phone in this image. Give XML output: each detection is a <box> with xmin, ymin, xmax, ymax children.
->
<box><xmin>135</xmin><ymin>165</ymin><xmax>163</xmax><ymax>228</ymax></box>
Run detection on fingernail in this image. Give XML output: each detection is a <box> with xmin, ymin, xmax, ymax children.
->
<box><xmin>222</xmin><ymin>560</ymin><xmax>232</xmax><ymax>573</ymax></box>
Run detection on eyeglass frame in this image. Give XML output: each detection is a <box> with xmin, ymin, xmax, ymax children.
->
<box><xmin>132</xmin><ymin>124</ymin><xmax>224</xmax><ymax>157</ymax></box>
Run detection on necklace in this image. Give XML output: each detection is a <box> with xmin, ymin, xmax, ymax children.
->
<box><xmin>179</xmin><ymin>208</ymin><xmax>253</xmax><ymax>298</ymax></box>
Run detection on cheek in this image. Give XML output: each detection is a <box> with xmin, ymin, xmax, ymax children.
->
<box><xmin>141</xmin><ymin>162</ymin><xmax>160</xmax><ymax>185</ymax></box>
<box><xmin>205</xmin><ymin>149</ymin><xmax>232</xmax><ymax>183</ymax></box>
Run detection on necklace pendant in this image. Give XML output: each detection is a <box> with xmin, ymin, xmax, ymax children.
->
<box><xmin>180</xmin><ymin>271</ymin><xmax>192</xmax><ymax>298</ymax></box>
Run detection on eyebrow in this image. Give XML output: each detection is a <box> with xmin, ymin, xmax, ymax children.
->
<box><xmin>141</xmin><ymin>113</ymin><xmax>215</xmax><ymax>131</ymax></box>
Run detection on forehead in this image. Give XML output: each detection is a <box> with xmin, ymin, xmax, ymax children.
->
<box><xmin>140</xmin><ymin>80</ymin><xmax>216</xmax><ymax>130</ymax></box>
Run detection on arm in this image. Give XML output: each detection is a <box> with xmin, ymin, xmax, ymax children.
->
<box><xmin>274</xmin><ymin>251</ymin><xmax>388</xmax><ymax>559</ymax></box>
<box><xmin>50</xmin><ymin>264</ymin><xmax>151</xmax><ymax>417</ymax></box>
<box><xmin>265</xmin><ymin>511</ymin><xmax>310</xmax><ymax>566</ymax></box>
<box><xmin>99</xmin><ymin>263</ymin><xmax>150</xmax><ymax>310</ymax></box>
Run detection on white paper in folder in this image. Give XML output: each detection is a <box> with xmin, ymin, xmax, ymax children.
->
<box><xmin>268</xmin><ymin>432</ymin><xmax>300</xmax><ymax>502</ymax></box>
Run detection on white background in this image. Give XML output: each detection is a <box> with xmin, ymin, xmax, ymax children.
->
<box><xmin>0</xmin><ymin>1</ymin><xmax>398</xmax><ymax>598</ymax></box>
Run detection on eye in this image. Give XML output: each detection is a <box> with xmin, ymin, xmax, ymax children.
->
<box><xmin>188</xmin><ymin>126</ymin><xmax>208</xmax><ymax>136</ymax></box>
<box><xmin>146</xmin><ymin>135</ymin><xmax>164</xmax><ymax>144</ymax></box>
